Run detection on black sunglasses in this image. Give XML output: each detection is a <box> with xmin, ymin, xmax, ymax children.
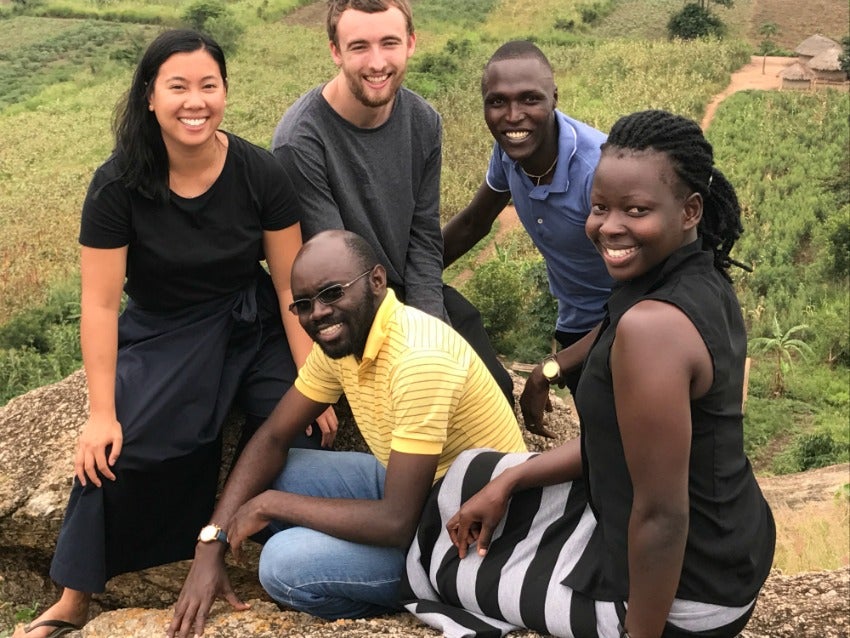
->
<box><xmin>289</xmin><ymin>269</ymin><xmax>373</xmax><ymax>316</ymax></box>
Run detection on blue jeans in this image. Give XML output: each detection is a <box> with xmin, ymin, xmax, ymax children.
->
<box><xmin>258</xmin><ymin>449</ymin><xmax>406</xmax><ymax>619</ymax></box>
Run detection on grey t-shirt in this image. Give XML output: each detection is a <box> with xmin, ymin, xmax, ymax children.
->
<box><xmin>272</xmin><ymin>86</ymin><xmax>445</xmax><ymax>318</ymax></box>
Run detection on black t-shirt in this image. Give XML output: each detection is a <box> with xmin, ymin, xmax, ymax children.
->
<box><xmin>80</xmin><ymin>132</ymin><xmax>300</xmax><ymax>310</ymax></box>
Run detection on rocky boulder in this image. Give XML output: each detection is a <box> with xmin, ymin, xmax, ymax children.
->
<box><xmin>0</xmin><ymin>370</ymin><xmax>847</xmax><ymax>637</ymax></box>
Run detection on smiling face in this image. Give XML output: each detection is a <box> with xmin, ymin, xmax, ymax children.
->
<box><xmin>330</xmin><ymin>6</ymin><xmax>415</xmax><ymax>110</ymax></box>
<box><xmin>291</xmin><ymin>237</ymin><xmax>385</xmax><ymax>360</ymax></box>
<box><xmin>482</xmin><ymin>56</ymin><xmax>558</xmax><ymax>169</ymax></box>
<box><xmin>586</xmin><ymin>149</ymin><xmax>702</xmax><ymax>282</ymax></box>
<box><xmin>147</xmin><ymin>48</ymin><xmax>226</xmax><ymax>153</ymax></box>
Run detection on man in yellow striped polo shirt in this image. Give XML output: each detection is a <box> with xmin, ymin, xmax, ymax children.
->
<box><xmin>169</xmin><ymin>229</ymin><xmax>526</xmax><ymax>637</ymax></box>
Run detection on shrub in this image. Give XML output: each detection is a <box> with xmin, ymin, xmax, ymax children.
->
<box><xmin>0</xmin><ymin>278</ymin><xmax>82</xmax><ymax>405</ymax></box>
<box><xmin>462</xmin><ymin>251</ymin><xmax>557</xmax><ymax>363</ymax></box>
<box><xmin>181</xmin><ymin>0</ymin><xmax>245</xmax><ymax>54</ymax></box>
<box><xmin>182</xmin><ymin>0</ymin><xmax>226</xmax><ymax>30</ymax></box>
<box><xmin>793</xmin><ymin>432</ymin><xmax>842</xmax><ymax>471</ymax></box>
<box><xmin>553</xmin><ymin>18</ymin><xmax>575</xmax><ymax>32</ymax></box>
<box><xmin>667</xmin><ymin>3</ymin><xmax>726</xmax><ymax>40</ymax></box>
<box><xmin>465</xmin><ymin>249</ymin><xmax>524</xmax><ymax>344</ymax></box>
<box><xmin>579</xmin><ymin>5</ymin><xmax>599</xmax><ymax>25</ymax></box>
<box><xmin>840</xmin><ymin>36</ymin><xmax>850</xmax><ymax>75</ymax></box>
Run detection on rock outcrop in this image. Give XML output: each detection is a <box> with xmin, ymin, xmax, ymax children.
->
<box><xmin>1</xmin><ymin>371</ymin><xmax>847</xmax><ymax>637</ymax></box>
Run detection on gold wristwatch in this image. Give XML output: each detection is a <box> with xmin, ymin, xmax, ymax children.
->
<box><xmin>197</xmin><ymin>524</ymin><xmax>229</xmax><ymax>545</ymax></box>
<box><xmin>541</xmin><ymin>354</ymin><xmax>561</xmax><ymax>384</ymax></box>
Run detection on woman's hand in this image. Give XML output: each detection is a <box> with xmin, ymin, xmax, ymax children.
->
<box><xmin>74</xmin><ymin>413</ymin><xmax>123</xmax><ymax>487</ymax></box>
<box><xmin>446</xmin><ymin>479</ymin><xmax>512</xmax><ymax>559</ymax></box>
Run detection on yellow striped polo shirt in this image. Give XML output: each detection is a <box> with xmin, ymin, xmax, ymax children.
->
<box><xmin>295</xmin><ymin>289</ymin><xmax>527</xmax><ymax>480</ymax></box>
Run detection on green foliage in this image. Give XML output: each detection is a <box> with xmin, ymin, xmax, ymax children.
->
<box><xmin>0</xmin><ymin>0</ymin><xmax>846</xmax><ymax>474</ymax></box>
<box><xmin>792</xmin><ymin>432</ymin><xmax>842</xmax><ymax>471</ymax></box>
<box><xmin>0</xmin><ymin>278</ymin><xmax>82</xmax><ymax>406</ymax></box>
<box><xmin>413</xmin><ymin>0</ymin><xmax>499</xmax><ymax>30</ymax></box>
<box><xmin>667</xmin><ymin>3</ymin><xmax>726</xmax><ymax>40</ymax></box>
<box><xmin>465</xmin><ymin>248</ymin><xmax>525</xmax><ymax>342</ymax></box>
<box><xmin>0</xmin><ymin>20</ymin><xmax>154</xmax><ymax>109</ymax></box>
<box><xmin>553</xmin><ymin>18</ymin><xmax>576</xmax><ymax>32</ymax></box>
<box><xmin>749</xmin><ymin>317</ymin><xmax>813</xmax><ymax>396</ymax></box>
<box><xmin>181</xmin><ymin>0</ymin><xmax>226</xmax><ymax>29</ymax></box>
<box><xmin>757</xmin><ymin>21</ymin><xmax>780</xmax><ymax>57</ymax></box>
<box><xmin>180</xmin><ymin>0</ymin><xmax>245</xmax><ymax>54</ymax></box>
<box><xmin>709</xmin><ymin>90</ymin><xmax>849</xmax><ymax>369</ymax></box>
<box><xmin>12</xmin><ymin>602</ymin><xmax>39</xmax><ymax>625</ymax></box>
<box><xmin>407</xmin><ymin>38</ymin><xmax>474</xmax><ymax>98</ymax></box>
<box><xmin>840</xmin><ymin>36</ymin><xmax>850</xmax><ymax>75</ymax></box>
<box><xmin>744</xmin><ymin>357</ymin><xmax>849</xmax><ymax>474</ymax></box>
<box><xmin>461</xmin><ymin>240</ymin><xmax>557</xmax><ymax>363</ymax></box>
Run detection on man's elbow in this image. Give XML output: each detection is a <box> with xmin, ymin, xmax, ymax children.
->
<box><xmin>374</xmin><ymin>508</ymin><xmax>421</xmax><ymax>548</ymax></box>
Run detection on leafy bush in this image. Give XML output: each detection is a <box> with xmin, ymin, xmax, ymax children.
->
<box><xmin>792</xmin><ymin>432</ymin><xmax>842</xmax><ymax>471</ymax></box>
<box><xmin>553</xmin><ymin>18</ymin><xmax>575</xmax><ymax>32</ymax></box>
<box><xmin>464</xmin><ymin>248</ymin><xmax>525</xmax><ymax>343</ymax></box>
<box><xmin>667</xmin><ymin>3</ymin><xmax>726</xmax><ymax>40</ymax></box>
<box><xmin>406</xmin><ymin>38</ymin><xmax>474</xmax><ymax>98</ymax></box>
<box><xmin>180</xmin><ymin>0</ymin><xmax>245</xmax><ymax>54</ymax></box>
<box><xmin>0</xmin><ymin>278</ymin><xmax>82</xmax><ymax>405</ymax></box>
<box><xmin>840</xmin><ymin>36</ymin><xmax>850</xmax><ymax>75</ymax></box>
<box><xmin>181</xmin><ymin>0</ymin><xmax>225</xmax><ymax>29</ymax></box>
<box><xmin>462</xmin><ymin>249</ymin><xmax>557</xmax><ymax>363</ymax></box>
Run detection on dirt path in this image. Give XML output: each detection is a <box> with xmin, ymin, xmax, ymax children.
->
<box><xmin>701</xmin><ymin>55</ymin><xmax>787</xmax><ymax>129</ymax></box>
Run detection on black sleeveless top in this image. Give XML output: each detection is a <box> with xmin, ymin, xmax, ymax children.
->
<box><xmin>567</xmin><ymin>239</ymin><xmax>775</xmax><ymax>606</ymax></box>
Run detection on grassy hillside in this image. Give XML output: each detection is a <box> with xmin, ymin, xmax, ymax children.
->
<box><xmin>0</xmin><ymin>0</ymin><xmax>847</xmax><ymax>477</ymax></box>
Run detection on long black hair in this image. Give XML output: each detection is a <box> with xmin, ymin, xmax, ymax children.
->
<box><xmin>602</xmin><ymin>109</ymin><xmax>749</xmax><ymax>281</ymax></box>
<box><xmin>112</xmin><ymin>29</ymin><xmax>227</xmax><ymax>202</ymax></box>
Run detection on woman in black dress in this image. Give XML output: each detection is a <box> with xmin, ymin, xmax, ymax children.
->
<box><xmin>16</xmin><ymin>29</ymin><xmax>326</xmax><ymax>638</ymax></box>
<box><xmin>403</xmin><ymin>110</ymin><xmax>775</xmax><ymax>638</ymax></box>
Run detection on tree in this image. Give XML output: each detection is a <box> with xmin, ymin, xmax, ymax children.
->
<box><xmin>757</xmin><ymin>22</ymin><xmax>779</xmax><ymax>74</ymax></box>
<box><xmin>668</xmin><ymin>1</ymin><xmax>733</xmax><ymax>40</ymax></box>
<box><xmin>749</xmin><ymin>317</ymin><xmax>813</xmax><ymax>396</ymax></box>
<box><xmin>839</xmin><ymin>35</ymin><xmax>850</xmax><ymax>76</ymax></box>
<box><xmin>181</xmin><ymin>0</ymin><xmax>245</xmax><ymax>54</ymax></box>
<box><xmin>668</xmin><ymin>4</ymin><xmax>725</xmax><ymax>39</ymax></box>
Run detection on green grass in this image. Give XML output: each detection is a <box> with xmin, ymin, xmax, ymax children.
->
<box><xmin>593</xmin><ymin>0</ymin><xmax>754</xmax><ymax>41</ymax></box>
<box><xmin>0</xmin><ymin>19</ymin><xmax>157</xmax><ymax>109</ymax></box>
<box><xmin>0</xmin><ymin>0</ymin><xmax>846</xmax><ymax>472</ymax></box>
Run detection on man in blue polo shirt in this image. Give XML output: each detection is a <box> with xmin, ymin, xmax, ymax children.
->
<box><xmin>443</xmin><ymin>40</ymin><xmax>612</xmax><ymax>433</ymax></box>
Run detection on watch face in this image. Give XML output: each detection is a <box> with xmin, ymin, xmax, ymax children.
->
<box><xmin>199</xmin><ymin>525</ymin><xmax>217</xmax><ymax>542</ymax></box>
<box><xmin>542</xmin><ymin>359</ymin><xmax>560</xmax><ymax>380</ymax></box>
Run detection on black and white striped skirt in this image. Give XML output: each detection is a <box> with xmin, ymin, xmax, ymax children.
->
<box><xmin>402</xmin><ymin>450</ymin><xmax>755</xmax><ymax>638</ymax></box>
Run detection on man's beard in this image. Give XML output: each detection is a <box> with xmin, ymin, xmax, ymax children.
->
<box><xmin>346</xmin><ymin>68</ymin><xmax>405</xmax><ymax>109</ymax></box>
<box><xmin>316</xmin><ymin>294</ymin><xmax>378</xmax><ymax>360</ymax></box>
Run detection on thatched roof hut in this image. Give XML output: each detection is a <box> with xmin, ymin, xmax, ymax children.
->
<box><xmin>795</xmin><ymin>34</ymin><xmax>841</xmax><ymax>63</ymax></box>
<box><xmin>808</xmin><ymin>46</ymin><xmax>847</xmax><ymax>82</ymax></box>
<box><xmin>778</xmin><ymin>61</ymin><xmax>815</xmax><ymax>90</ymax></box>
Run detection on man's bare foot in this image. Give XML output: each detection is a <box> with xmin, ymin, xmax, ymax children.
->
<box><xmin>12</xmin><ymin>590</ymin><xmax>90</xmax><ymax>638</ymax></box>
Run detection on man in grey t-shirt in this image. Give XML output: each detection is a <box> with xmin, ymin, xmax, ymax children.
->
<box><xmin>272</xmin><ymin>0</ymin><xmax>514</xmax><ymax>406</ymax></box>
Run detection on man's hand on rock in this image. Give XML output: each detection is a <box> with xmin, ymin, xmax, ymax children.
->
<box><xmin>166</xmin><ymin>542</ymin><xmax>249</xmax><ymax>638</ymax></box>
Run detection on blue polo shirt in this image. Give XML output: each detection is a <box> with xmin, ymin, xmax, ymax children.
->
<box><xmin>486</xmin><ymin>110</ymin><xmax>613</xmax><ymax>333</ymax></box>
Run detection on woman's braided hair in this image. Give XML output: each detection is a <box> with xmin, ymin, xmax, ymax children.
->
<box><xmin>603</xmin><ymin>109</ymin><xmax>749</xmax><ymax>280</ymax></box>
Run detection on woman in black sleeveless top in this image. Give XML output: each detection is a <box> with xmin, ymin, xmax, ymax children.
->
<box><xmin>403</xmin><ymin>110</ymin><xmax>774</xmax><ymax>638</ymax></box>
